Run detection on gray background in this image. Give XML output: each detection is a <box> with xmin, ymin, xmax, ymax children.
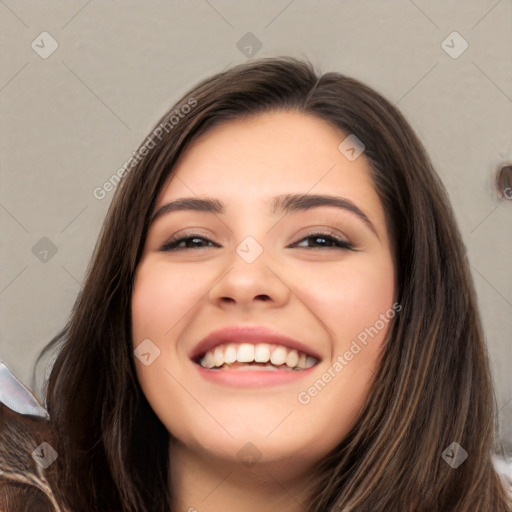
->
<box><xmin>1</xmin><ymin>1</ymin><xmax>511</xmax><ymax>450</ymax></box>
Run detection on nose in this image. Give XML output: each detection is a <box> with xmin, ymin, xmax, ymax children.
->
<box><xmin>207</xmin><ymin>240</ymin><xmax>292</xmax><ymax>310</ymax></box>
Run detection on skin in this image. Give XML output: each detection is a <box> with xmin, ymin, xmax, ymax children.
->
<box><xmin>131</xmin><ymin>111</ymin><xmax>397</xmax><ymax>511</ymax></box>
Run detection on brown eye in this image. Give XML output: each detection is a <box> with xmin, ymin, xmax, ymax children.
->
<box><xmin>291</xmin><ymin>233</ymin><xmax>355</xmax><ymax>250</ymax></box>
<box><xmin>160</xmin><ymin>235</ymin><xmax>219</xmax><ymax>251</ymax></box>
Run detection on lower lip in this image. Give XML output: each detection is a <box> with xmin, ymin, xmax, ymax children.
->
<box><xmin>195</xmin><ymin>363</ymin><xmax>318</xmax><ymax>387</ymax></box>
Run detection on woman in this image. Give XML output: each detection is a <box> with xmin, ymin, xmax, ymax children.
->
<box><xmin>1</xmin><ymin>56</ymin><xmax>510</xmax><ymax>511</ymax></box>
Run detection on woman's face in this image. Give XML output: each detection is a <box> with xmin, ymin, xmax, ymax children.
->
<box><xmin>132</xmin><ymin>111</ymin><xmax>396</xmax><ymax>472</ymax></box>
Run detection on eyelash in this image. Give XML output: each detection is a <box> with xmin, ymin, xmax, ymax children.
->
<box><xmin>159</xmin><ymin>232</ymin><xmax>355</xmax><ymax>252</ymax></box>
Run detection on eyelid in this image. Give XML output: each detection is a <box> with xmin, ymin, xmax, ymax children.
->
<box><xmin>292</xmin><ymin>226</ymin><xmax>351</xmax><ymax>242</ymax></box>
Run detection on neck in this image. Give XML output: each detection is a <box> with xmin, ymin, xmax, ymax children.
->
<box><xmin>168</xmin><ymin>439</ymin><xmax>317</xmax><ymax>512</ymax></box>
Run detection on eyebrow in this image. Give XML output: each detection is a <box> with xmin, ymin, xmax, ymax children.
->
<box><xmin>149</xmin><ymin>193</ymin><xmax>378</xmax><ymax>237</ymax></box>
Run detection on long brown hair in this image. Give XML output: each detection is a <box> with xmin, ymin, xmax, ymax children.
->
<box><xmin>38</xmin><ymin>57</ymin><xmax>511</xmax><ymax>511</ymax></box>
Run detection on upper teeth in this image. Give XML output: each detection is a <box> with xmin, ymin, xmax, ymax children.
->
<box><xmin>199</xmin><ymin>343</ymin><xmax>318</xmax><ymax>370</ymax></box>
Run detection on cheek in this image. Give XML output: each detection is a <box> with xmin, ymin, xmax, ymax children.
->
<box><xmin>130</xmin><ymin>259</ymin><xmax>206</xmax><ymax>398</ymax></box>
<box><xmin>292</xmin><ymin>254</ymin><xmax>396</xmax><ymax>438</ymax></box>
<box><xmin>131</xmin><ymin>259</ymin><xmax>208</xmax><ymax>343</ymax></box>
<box><xmin>131</xmin><ymin>259</ymin><xmax>212</xmax><ymax>437</ymax></box>
<box><xmin>295</xmin><ymin>253</ymin><xmax>396</xmax><ymax>346</ymax></box>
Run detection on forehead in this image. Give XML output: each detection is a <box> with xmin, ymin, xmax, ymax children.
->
<box><xmin>156</xmin><ymin>111</ymin><xmax>379</xmax><ymax>209</ymax></box>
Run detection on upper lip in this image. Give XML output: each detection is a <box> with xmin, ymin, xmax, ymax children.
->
<box><xmin>189</xmin><ymin>325</ymin><xmax>322</xmax><ymax>363</ymax></box>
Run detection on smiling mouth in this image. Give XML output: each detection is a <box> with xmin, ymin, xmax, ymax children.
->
<box><xmin>195</xmin><ymin>342</ymin><xmax>320</xmax><ymax>372</ymax></box>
